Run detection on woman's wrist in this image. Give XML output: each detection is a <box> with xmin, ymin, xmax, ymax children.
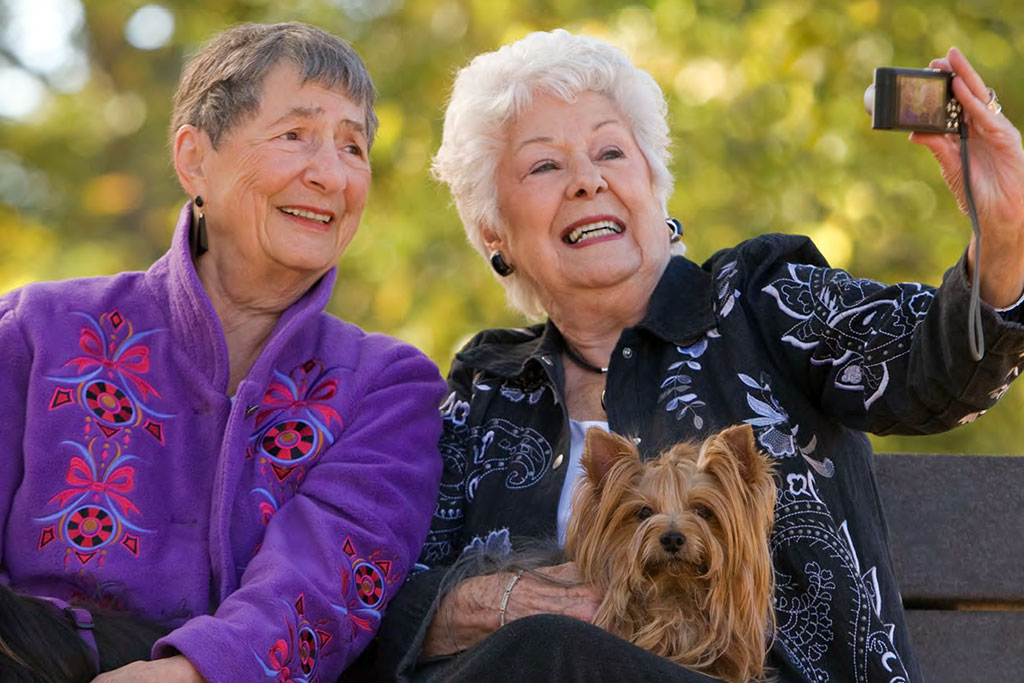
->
<box><xmin>423</xmin><ymin>573</ymin><xmax>511</xmax><ymax>658</ymax></box>
<box><xmin>971</xmin><ymin>229</ymin><xmax>1024</xmax><ymax>308</ymax></box>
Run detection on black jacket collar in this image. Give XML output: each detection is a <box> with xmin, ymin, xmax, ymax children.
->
<box><xmin>456</xmin><ymin>255</ymin><xmax>717</xmax><ymax>378</ymax></box>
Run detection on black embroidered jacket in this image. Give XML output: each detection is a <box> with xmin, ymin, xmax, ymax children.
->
<box><xmin>376</xmin><ymin>233</ymin><xmax>1024</xmax><ymax>682</ymax></box>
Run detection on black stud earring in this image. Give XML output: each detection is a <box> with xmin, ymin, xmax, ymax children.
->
<box><xmin>191</xmin><ymin>195</ymin><xmax>209</xmax><ymax>259</ymax></box>
<box><xmin>490</xmin><ymin>251</ymin><xmax>515</xmax><ymax>277</ymax></box>
<box><xmin>666</xmin><ymin>217</ymin><xmax>684</xmax><ymax>243</ymax></box>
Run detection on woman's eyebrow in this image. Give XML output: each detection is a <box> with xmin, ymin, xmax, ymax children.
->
<box><xmin>339</xmin><ymin>118</ymin><xmax>366</xmax><ymax>136</ymax></box>
<box><xmin>516</xmin><ymin>135</ymin><xmax>552</xmax><ymax>152</ymax></box>
<box><xmin>516</xmin><ymin>119</ymin><xmax>623</xmax><ymax>152</ymax></box>
<box><xmin>266</xmin><ymin>106</ymin><xmax>365</xmax><ymax>137</ymax></box>
<box><xmin>269</xmin><ymin>105</ymin><xmax>324</xmax><ymax>127</ymax></box>
<box><xmin>594</xmin><ymin>118</ymin><xmax>621</xmax><ymax>131</ymax></box>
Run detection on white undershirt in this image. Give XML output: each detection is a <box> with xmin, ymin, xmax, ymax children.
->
<box><xmin>556</xmin><ymin>419</ymin><xmax>609</xmax><ymax>547</ymax></box>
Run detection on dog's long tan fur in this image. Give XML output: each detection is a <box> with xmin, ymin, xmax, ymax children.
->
<box><xmin>564</xmin><ymin>424</ymin><xmax>777</xmax><ymax>683</ymax></box>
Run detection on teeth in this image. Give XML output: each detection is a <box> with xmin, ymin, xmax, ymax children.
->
<box><xmin>565</xmin><ymin>220</ymin><xmax>623</xmax><ymax>245</ymax></box>
<box><xmin>281</xmin><ymin>207</ymin><xmax>332</xmax><ymax>223</ymax></box>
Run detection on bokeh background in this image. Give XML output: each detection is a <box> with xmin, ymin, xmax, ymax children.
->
<box><xmin>1</xmin><ymin>0</ymin><xmax>1021</xmax><ymax>454</ymax></box>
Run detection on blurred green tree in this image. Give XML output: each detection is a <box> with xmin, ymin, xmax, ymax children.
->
<box><xmin>2</xmin><ymin>0</ymin><xmax>1022</xmax><ymax>454</ymax></box>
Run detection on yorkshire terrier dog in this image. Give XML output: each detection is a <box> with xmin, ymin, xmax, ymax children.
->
<box><xmin>564</xmin><ymin>423</ymin><xmax>777</xmax><ymax>683</ymax></box>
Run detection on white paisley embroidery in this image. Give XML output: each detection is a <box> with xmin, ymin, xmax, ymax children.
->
<box><xmin>739</xmin><ymin>372</ymin><xmax>834</xmax><ymax>478</ymax></box>
<box><xmin>763</xmin><ymin>263</ymin><xmax>933</xmax><ymax>408</ymax></box>
<box><xmin>772</xmin><ymin>469</ymin><xmax>911</xmax><ymax>683</ymax></box>
<box><xmin>424</xmin><ymin>414</ymin><xmax>553</xmax><ymax>564</ymax></box>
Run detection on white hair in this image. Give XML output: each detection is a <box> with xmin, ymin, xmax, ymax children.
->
<box><xmin>432</xmin><ymin>29</ymin><xmax>679</xmax><ymax>319</ymax></box>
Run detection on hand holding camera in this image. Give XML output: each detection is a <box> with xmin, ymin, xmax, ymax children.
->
<box><xmin>905</xmin><ymin>48</ymin><xmax>1023</xmax><ymax>233</ymax></box>
<box><xmin>872</xmin><ymin>48</ymin><xmax>1024</xmax><ymax>317</ymax></box>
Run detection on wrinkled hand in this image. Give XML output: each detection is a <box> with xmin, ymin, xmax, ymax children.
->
<box><xmin>910</xmin><ymin>47</ymin><xmax>1024</xmax><ymax>307</ymax></box>
<box><xmin>92</xmin><ymin>655</ymin><xmax>205</xmax><ymax>683</ymax></box>
<box><xmin>503</xmin><ymin>561</ymin><xmax>603</xmax><ymax>625</ymax></box>
<box><xmin>422</xmin><ymin>561</ymin><xmax>603</xmax><ymax>658</ymax></box>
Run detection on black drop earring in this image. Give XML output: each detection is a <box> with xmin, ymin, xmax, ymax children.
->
<box><xmin>490</xmin><ymin>252</ymin><xmax>515</xmax><ymax>277</ymax></box>
<box><xmin>191</xmin><ymin>195</ymin><xmax>209</xmax><ymax>259</ymax></box>
<box><xmin>666</xmin><ymin>217</ymin><xmax>684</xmax><ymax>243</ymax></box>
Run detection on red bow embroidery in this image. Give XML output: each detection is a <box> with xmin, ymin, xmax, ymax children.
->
<box><xmin>49</xmin><ymin>456</ymin><xmax>140</xmax><ymax>517</ymax></box>
<box><xmin>267</xmin><ymin>639</ymin><xmax>296</xmax><ymax>681</ymax></box>
<box><xmin>64</xmin><ymin>328</ymin><xmax>160</xmax><ymax>400</ymax></box>
<box><xmin>338</xmin><ymin>568</ymin><xmax>377</xmax><ymax>637</ymax></box>
<box><xmin>255</xmin><ymin>378</ymin><xmax>342</xmax><ymax>429</ymax></box>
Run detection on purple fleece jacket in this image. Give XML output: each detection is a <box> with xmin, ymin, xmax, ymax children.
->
<box><xmin>0</xmin><ymin>204</ymin><xmax>444</xmax><ymax>681</ymax></box>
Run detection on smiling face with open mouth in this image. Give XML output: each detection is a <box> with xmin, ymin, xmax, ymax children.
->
<box><xmin>491</xmin><ymin>90</ymin><xmax>669</xmax><ymax>308</ymax></box>
<box><xmin>196</xmin><ymin>61</ymin><xmax>371</xmax><ymax>286</ymax></box>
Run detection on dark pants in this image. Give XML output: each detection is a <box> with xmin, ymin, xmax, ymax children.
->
<box><xmin>414</xmin><ymin>614</ymin><xmax>721</xmax><ymax>683</ymax></box>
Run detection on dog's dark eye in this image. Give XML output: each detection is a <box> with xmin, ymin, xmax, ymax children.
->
<box><xmin>636</xmin><ymin>505</ymin><xmax>654</xmax><ymax>521</ymax></box>
<box><xmin>694</xmin><ymin>504</ymin><xmax>713</xmax><ymax>520</ymax></box>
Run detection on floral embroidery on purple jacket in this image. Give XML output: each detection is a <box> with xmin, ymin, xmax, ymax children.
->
<box><xmin>0</xmin><ymin>203</ymin><xmax>445</xmax><ymax>682</ymax></box>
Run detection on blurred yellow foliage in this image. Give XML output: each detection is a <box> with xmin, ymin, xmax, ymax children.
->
<box><xmin>845</xmin><ymin>0</ymin><xmax>880</xmax><ymax>27</ymax></box>
<box><xmin>81</xmin><ymin>173</ymin><xmax>144</xmax><ymax>216</ymax></box>
<box><xmin>0</xmin><ymin>212</ymin><xmax>58</xmax><ymax>291</ymax></box>
<box><xmin>2</xmin><ymin>0</ymin><xmax>1024</xmax><ymax>455</ymax></box>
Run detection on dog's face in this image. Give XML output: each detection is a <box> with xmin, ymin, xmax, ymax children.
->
<box><xmin>564</xmin><ymin>424</ymin><xmax>777</xmax><ymax>682</ymax></box>
<box><xmin>568</xmin><ymin>424</ymin><xmax>775</xmax><ymax>589</ymax></box>
<box><xmin>619</xmin><ymin>441</ymin><xmax>727</xmax><ymax>581</ymax></box>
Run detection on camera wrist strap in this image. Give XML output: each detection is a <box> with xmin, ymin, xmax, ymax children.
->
<box><xmin>960</xmin><ymin>124</ymin><xmax>985</xmax><ymax>361</ymax></box>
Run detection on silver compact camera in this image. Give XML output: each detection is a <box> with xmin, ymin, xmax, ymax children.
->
<box><xmin>865</xmin><ymin>67</ymin><xmax>961</xmax><ymax>133</ymax></box>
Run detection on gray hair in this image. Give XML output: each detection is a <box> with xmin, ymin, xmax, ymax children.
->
<box><xmin>170</xmin><ymin>22</ymin><xmax>378</xmax><ymax>150</ymax></box>
<box><xmin>432</xmin><ymin>29</ymin><xmax>676</xmax><ymax>319</ymax></box>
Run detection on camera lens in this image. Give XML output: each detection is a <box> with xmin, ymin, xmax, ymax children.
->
<box><xmin>864</xmin><ymin>84</ymin><xmax>875</xmax><ymax>116</ymax></box>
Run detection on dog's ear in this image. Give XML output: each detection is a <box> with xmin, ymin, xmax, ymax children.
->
<box><xmin>713</xmin><ymin>423</ymin><xmax>770</xmax><ymax>484</ymax></box>
<box><xmin>703</xmin><ymin>423</ymin><xmax>776</xmax><ymax>536</ymax></box>
<box><xmin>582</xmin><ymin>427</ymin><xmax>638</xmax><ymax>486</ymax></box>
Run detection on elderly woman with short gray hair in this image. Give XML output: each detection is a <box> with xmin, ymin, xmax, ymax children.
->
<box><xmin>0</xmin><ymin>22</ymin><xmax>443</xmax><ymax>682</ymax></box>
<box><xmin>371</xmin><ymin>29</ymin><xmax>1024</xmax><ymax>683</ymax></box>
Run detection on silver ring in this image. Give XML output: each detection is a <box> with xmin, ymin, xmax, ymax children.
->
<box><xmin>986</xmin><ymin>87</ymin><xmax>1002</xmax><ymax>115</ymax></box>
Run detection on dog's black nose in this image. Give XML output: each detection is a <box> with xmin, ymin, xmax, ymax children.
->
<box><xmin>660</xmin><ymin>531</ymin><xmax>686</xmax><ymax>553</ymax></box>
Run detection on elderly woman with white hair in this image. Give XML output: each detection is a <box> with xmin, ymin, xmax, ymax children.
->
<box><xmin>370</xmin><ymin>29</ymin><xmax>1024</xmax><ymax>683</ymax></box>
